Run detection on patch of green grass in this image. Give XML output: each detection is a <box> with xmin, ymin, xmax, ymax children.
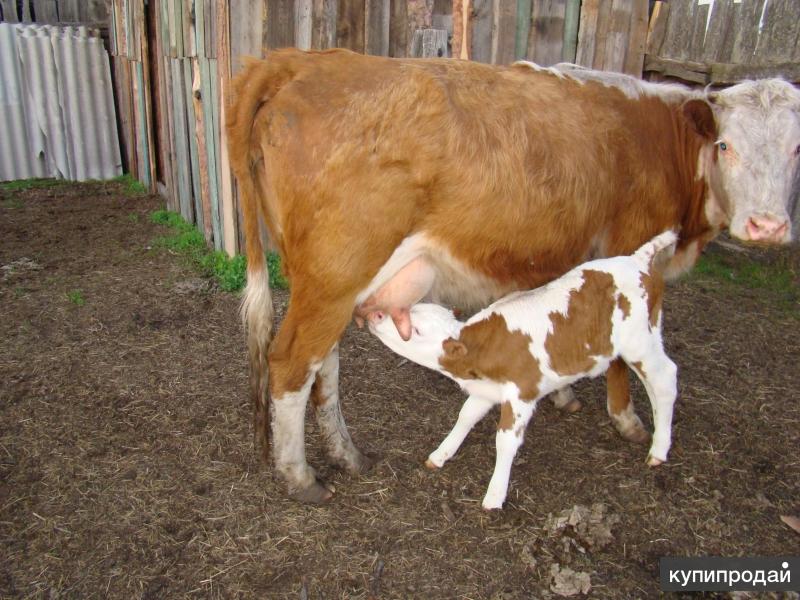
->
<box><xmin>111</xmin><ymin>174</ymin><xmax>148</xmax><ymax>196</ymax></box>
<box><xmin>691</xmin><ymin>252</ymin><xmax>798</xmax><ymax>310</ymax></box>
<box><xmin>66</xmin><ymin>289</ymin><xmax>86</xmax><ymax>306</ymax></box>
<box><xmin>0</xmin><ymin>178</ymin><xmax>68</xmax><ymax>193</ymax></box>
<box><xmin>150</xmin><ymin>209</ymin><xmax>288</xmax><ymax>292</ymax></box>
<box><xmin>2</xmin><ymin>198</ymin><xmax>24</xmax><ymax>209</ymax></box>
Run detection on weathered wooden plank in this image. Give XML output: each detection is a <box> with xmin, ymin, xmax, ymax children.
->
<box><xmin>491</xmin><ymin>0</ymin><xmax>516</xmax><ymax>65</ymax></box>
<box><xmin>191</xmin><ymin>58</ymin><xmax>212</xmax><ymax>241</ymax></box>
<box><xmin>296</xmin><ymin>0</ymin><xmax>312</xmax><ymax>49</ymax></box>
<box><xmin>183</xmin><ymin>0</ymin><xmax>195</xmax><ymax>57</ymax></box>
<box><xmin>0</xmin><ymin>1</ymin><xmax>19</xmax><ymax>22</ymax></box>
<box><xmin>729</xmin><ymin>0</ymin><xmax>764</xmax><ymax>64</ymax></box>
<box><xmin>622</xmin><ymin>0</ymin><xmax>647</xmax><ymax>76</ymax></box>
<box><xmin>200</xmin><ymin>57</ymin><xmax>223</xmax><ymax>248</ymax></box>
<box><xmin>410</xmin><ymin>27</ymin><xmax>447</xmax><ymax>57</ymax></box>
<box><xmin>204</xmin><ymin>0</ymin><xmax>216</xmax><ymax>57</ymax></box>
<box><xmin>132</xmin><ymin>0</ymin><xmax>143</xmax><ymax>63</ymax></box>
<box><xmin>337</xmin><ymin>0</ymin><xmax>365</xmax><ymax>52</ymax></box>
<box><xmin>687</xmin><ymin>1</ymin><xmax>709</xmax><ymax>62</ymax></box>
<box><xmin>183</xmin><ymin>59</ymin><xmax>203</xmax><ymax>229</ymax></box>
<box><xmin>701</xmin><ymin>0</ymin><xmax>731</xmax><ymax>64</ymax></box>
<box><xmin>659</xmin><ymin>0</ymin><xmax>692</xmax><ymax>61</ymax></box>
<box><xmin>133</xmin><ymin>61</ymin><xmax>152</xmax><ymax>188</ymax></box>
<box><xmin>313</xmin><ymin>0</ymin><xmax>338</xmax><ymax>50</ymax></box>
<box><xmin>140</xmin><ymin>2</ymin><xmax>158</xmax><ymax>190</ymax></box>
<box><xmin>589</xmin><ymin>0</ymin><xmax>613</xmax><ymax>69</ymax></box>
<box><xmin>59</xmin><ymin>0</ymin><xmax>80</xmax><ymax>21</ymax></box>
<box><xmin>113</xmin><ymin>57</ymin><xmax>136</xmax><ymax>175</ymax></box>
<box><xmin>710</xmin><ymin>60</ymin><xmax>800</xmax><ymax>85</ymax></box>
<box><xmin>33</xmin><ymin>0</ymin><xmax>58</xmax><ymax>23</ymax></box>
<box><xmin>82</xmin><ymin>0</ymin><xmax>108</xmax><ymax>22</ymax></box>
<box><xmin>160</xmin><ymin>49</ymin><xmax>180</xmax><ymax>211</ymax></box>
<box><xmin>470</xmin><ymin>0</ymin><xmax>492</xmax><ymax>63</ymax></box>
<box><xmin>759</xmin><ymin>0</ymin><xmax>797</xmax><ymax>63</ymax></box>
<box><xmin>265</xmin><ymin>0</ymin><xmax>294</xmax><ymax>49</ymax></box>
<box><xmin>529</xmin><ymin>0</ymin><xmax>567</xmax><ymax>67</ymax></box>
<box><xmin>451</xmin><ymin>0</ymin><xmax>470</xmax><ymax>59</ymax></box>
<box><xmin>432</xmin><ymin>0</ymin><xmax>451</xmax><ymax>31</ymax></box>
<box><xmin>575</xmin><ymin>0</ymin><xmax>599</xmax><ymax>68</ymax></box>
<box><xmin>150</xmin><ymin>0</ymin><xmax>175</xmax><ymax>201</ymax></box>
<box><xmin>561</xmin><ymin>0</ymin><xmax>580</xmax><ymax>62</ymax></box>
<box><xmin>643</xmin><ymin>55</ymin><xmax>709</xmax><ymax>84</ymax></box>
<box><xmin>170</xmin><ymin>58</ymin><xmax>193</xmax><ymax>222</ymax></box>
<box><xmin>229</xmin><ymin>0</ymin><xmax>264</xmax><ymax>72</ymax></box>
<box><xmin>365</xmin><ymin>0</ymin><xmax>390</xmax><ymax>56</ymax></box>
<box><xmin>194</xmin><ymin>0</ymin><xmax>205</xmax><ymax>57</ymax></box>
<box><xmin>602</xmin><ymin>0</ymin><xmax>631</xmax><ymax>73</ymax></box>
<box><xmin>515</xmin><ymin>0</ymin><xmax>531</xmax><ymax>61</ymax></box>
<box><xmin>217</xmin><ymin>0</ymin><xmax>238</xmax><ymax>256</ymax></box>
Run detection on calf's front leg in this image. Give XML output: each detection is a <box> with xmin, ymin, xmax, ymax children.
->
<box><xmin>482</xmin><ymin>398</ymin><xmax>536</xmax><ymax>510</ymax></box>
<box><xmin>426</xmin><ymin>394</ymin><xmax>494</xmax><ymax>469</ymax></box>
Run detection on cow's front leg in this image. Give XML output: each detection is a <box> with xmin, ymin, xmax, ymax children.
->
<box><xmin>425</xmin><ymin>394</ymin><xmax>494</xmax><ymax>469</ymax></box>
<box><xmin>482</xmin><ymin>399</ymin><xmax>536</xmax><ymax>510</ymax></box>
<box><xmin>313</xmin><ymin>344</ymin><xmax>375</xmax><ymax>473</ymax></box>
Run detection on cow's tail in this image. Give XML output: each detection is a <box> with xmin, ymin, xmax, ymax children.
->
<box><xmin>226</xmin><ymin>53</ymin><xmax>297</xmax><ymax>461</ymax></box>
<box><xmin>633</xmin><ymin>230</ymin><xmax>679</xmax><ymax>271</ymax></box>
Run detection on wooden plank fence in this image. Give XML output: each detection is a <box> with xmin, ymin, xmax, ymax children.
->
<box><xmin>0</xmin><ymin>0</ymin><xmax>107</xmax><ymax>24</ymax></box>
<box><xmin>646</xmin><ymin>0</ymin><xmax>800</xmax><ymax>84</ymax></box>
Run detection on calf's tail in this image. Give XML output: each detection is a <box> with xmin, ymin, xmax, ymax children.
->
<box><xmin>633</xmin><ymin>230</ymin><xmax>679</xmax><ymax>271</ymax></box>
<box><xmin>226</xmin><ymin>53</ymin><xmax>298</xmax><ymax>461</ymax></box>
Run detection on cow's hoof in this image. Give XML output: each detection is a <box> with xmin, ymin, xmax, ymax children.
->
<box><xmin>646</xmin><ymin>455</ymin><xmax>664</xmax><ymax>467</ymax></box>
<box><xmin>622</xmin><ymin>426</ymin><xmax>651</xmax><ymax>445</ymax></box>
<box><xmin>348</xmin><ymin>452</ymin><xmax>378</xmax><ymax>474</ymax></box>
<box><xmin>290</xmin><ymin>479</ymin><xmax>335</xmax><ymax>504</ymax></box>
<box><xmin>424</xmin><ymin>458</ymin><xmax>441</xmax><ymax>470</ymax></box>
<box><xmin>562</xmin><ymin>398</ymin><xmax>582</xmax><ymax>413</ymax></box>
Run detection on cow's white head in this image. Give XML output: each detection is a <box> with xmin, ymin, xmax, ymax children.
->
<box><xmin>686</xmin><ymin>79</ymin><xmax>800</xmax><ymax>244</ymax></box>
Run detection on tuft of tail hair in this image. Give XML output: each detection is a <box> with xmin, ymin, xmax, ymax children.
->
<box><xmin>632</xmin><ymin>230</ymin><xmax>679</xmax><ymax>272</ymax></box>
<box><xmin>227</xmin><ymin>54</ymin><xmax>298</xmax><ymax>463</ymax></box>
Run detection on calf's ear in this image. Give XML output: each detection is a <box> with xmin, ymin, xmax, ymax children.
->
<box><xmin>442</xmin><ymin>338</ymin><xmax>468</xmax><ymax>358</ymax></box>
<box><xmin>682</xmin><ymin>99</ymin><xmax>717</xmax><ymax>141</ymax></box>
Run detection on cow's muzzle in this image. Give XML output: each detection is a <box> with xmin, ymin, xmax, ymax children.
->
<box><xmin>745</xmin><ymin>213</ymin><xmax>791</xmax><ymax>243</ymax></box>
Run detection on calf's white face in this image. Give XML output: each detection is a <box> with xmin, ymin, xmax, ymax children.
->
<box><xmin>708</xmin><ymin>80</ymin><xmax>800</xmax><ymax>244</ymax></box>
<box><xmin>367</xmin><ymin>304</ymin><xmax>462</xmax><ymax>372</ymax></box>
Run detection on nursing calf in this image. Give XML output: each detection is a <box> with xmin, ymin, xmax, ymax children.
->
<box><xmin>368</xmin><ymin>232</ymin><xmax>679</xmax><ymax>510</ymax></box>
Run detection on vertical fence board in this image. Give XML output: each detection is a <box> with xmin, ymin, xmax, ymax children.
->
<box><xmin>229</xmin><ymin>0</ymin><xmax>263</xmax><ymax>73</ymax></box>
<box><xmin>183</xmin><ymin>59</ymin><xmax>202</xmax><ymax>233</ymax></box>
<box><xmin>603</xmin><ymin>0</ymin><xmax>631</xmax><ymax>72</ymax></box>
<box><xmin>702</xmin><ymin>0</ymin><xmax>732</xmax><ymax>63</ymax></box>
<box><xmin>622</xmin><ymin>0</ymin><xmax>647</xmax><ymax>75</ymax></box>
<box><xmin>170</xmin><ymin>58</ymin><xmax>193</xmax><ymax>221</ymax></box>
<box><xmin>365</xmin><ymin>0</ymin><xmax>389</xmax><ymax>56</ymax></box>
<box><xmin>313</xmin><ymin>0</ymin><xmax>338</xmax><ymax>49</ymax></box>
<box><xmin>529</xmin><ymin>0</ymin><xmax>567</xmax><ymax>67</ymax></box>
<box><xmin>0</xmin><ymin>1</ymin><xmax>19</xmax><ymax>22</ymax></box>
<box><xmin>729</xmin><ymin>0</ymin><xmax>764</xmax><ymax>64</ymax></box>
<box><xmin>451</xmin><ymin>0</ymin><xmax>470</xmax><ymax>59</ymax></box>
<box><xmin>217</xmin><ymin>0</ymin><xmax>238</xmax><ymax>256</ymax></box>
<box><xmin>191</xmin><ymin>58</ymin><xmax>212</xmax><ymax>241</ymax></box>
<box><xmin>337</xmin><ymin>0</ymin><xmax>365</xmax><ymax>51</ymax></box>
<box><xmin>265</xmin><ymin>0</ymin><xmax>294</xmax><ymax>49</ymax></box>
<box><xmin>33</xmin><ymin>0</ymin><xmax>58</xmax><ymax>23</ymax></box>
<box><xmin>200</xmin><ymin>57</ymin><xmax>223</xmax><ymax>249</ymax></box>
<box><xmin>470</xmin><ymin>0</ymin><xmax>492</xmax><ymax>63</ymax></box>
<box><xmin>575</xmin><ymin>0</ymin><xmax>599</xmax><ymax>67</ymax></box>
<box><xmin>296</xmin><ymin>0</ymin><xmax>312</xmax><ymax>49</ymax></box>
<box><xmin>759</xmin><ymin>0</ymin><xmax>797</xmax><ymax>63</ymax></box>
<box><xmin>491</xmin><ymin>0</ymin><xmax>516</xmax><ymax>65</ymax></box>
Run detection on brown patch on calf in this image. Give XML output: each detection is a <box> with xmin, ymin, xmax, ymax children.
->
<box><xmin>498</xmin><ymin>402</ymin><xmax>515</xmax><ymax>431</ymax></box>
<box><xmin>545</xmin><ymin>270</ymin><xmax>616</xmax><ymax>376</ymax></box>
<box><xmin>439</xmin><ymin>313</ymin><xmax>542</xmax><ymax>401</ymax></box>
<box><xmin>617</xmin><ymin>293</ymin><xmax>631</xmax><ymax>319</ymax></box>
<box><xmin>606</xmin><ymin>358</ymin><xmax>630</xmax><ymax>416</ymax></box>
<box><xmin>639</xmin><ymin>270</ymin><xmax>665</xmax><ymax>329</ymax></box>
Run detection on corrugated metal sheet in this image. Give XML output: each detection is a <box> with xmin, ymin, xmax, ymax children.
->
<box><xmin>0</xmin><ymin>23</ymin><xmax>121</xmax><ymax>182</ymax></box>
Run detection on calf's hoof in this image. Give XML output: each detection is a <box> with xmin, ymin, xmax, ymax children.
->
<box><xmin>424</xmin><ymin>458</ymin><xmax>441</xmax><ymax>470</ymax></box>
<box><xmin>290</xmin><ymin>479</ymin><xmax>335</xmax><ymax>504</ymax></box>
<box><xmin>646</xmin><ymin>455</ymin><xmax>665</xmax><ymax>467</ymax></box>
<box><xmin>562</xmin><ymin>398</ymin><xmax>582</xmax><ymax>413</ymax></box>
<box><xmin>551</xmin><ymin>389</ymin><xmax>582</xmax><ymax>413</ymax></box>
<box><xmin>481</xmin><ymin>497</ymin><xmax>505</xmax><ymax>511</ymax></box>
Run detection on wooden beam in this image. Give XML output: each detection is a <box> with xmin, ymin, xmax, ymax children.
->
<box><xmin>491</xmin><ymin>0</ymin><xmax>516</xmax><ymax>65</ymax></box>
<box><xmin>192</xmin><ymin>58</ymin><xmax>213</xmax><ymax>242</ymax></box>
<box><xmin>313</xmin><ymin>0</ymin><xmax>338</xmax><ymax>50</ymax></box>
<box><xmin>451</xmin><ymin>0</ymin><xmax>471</xmax><ymax>60</ymax></box>
<box><xmin>217</xmin><ymin>0</ymin><xmax>237</xmax><ymax>256</ymax></box>
<box><xmin>410</xmin><ymin>27</ymin><xmax>447</xmax><ymax>57</ymax></box>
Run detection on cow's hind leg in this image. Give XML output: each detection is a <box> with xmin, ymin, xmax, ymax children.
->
<box><xmin>312</xmin><ymin>344</ymin><xmax>375</xmax><ymax>473</ymax></box>
<box><xmin>269</xmin><ymin>295</ymin><xmax>355</xmax><ymax>504</ymax></box>
<box><xmin>606</xmin><ymin>358</ymin><xmax>650</xmax><ymax>444</ymax></box>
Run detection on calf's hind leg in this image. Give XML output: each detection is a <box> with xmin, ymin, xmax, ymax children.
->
<box><xmin>628</xmin><ymin>351</ymin><xmax>678</xmax><ymax>466</ymax></box>
<box><xmin>606</xmin><ymin>358</ymin><xmax>650</xmax><ymax>443</ymax></box>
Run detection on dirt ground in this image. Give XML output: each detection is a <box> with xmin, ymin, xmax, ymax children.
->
<box><xmin>1</xmin><ymin>181</ymin><xmax>798</xmax><ymax>599</ymax></box>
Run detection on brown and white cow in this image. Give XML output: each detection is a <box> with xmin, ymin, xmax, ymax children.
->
<box><xmin>227</xmin><ymin>48</ymin><xmax>799</xmax><ymax>503</ymax></box>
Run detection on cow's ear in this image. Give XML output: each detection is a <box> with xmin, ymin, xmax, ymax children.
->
<box><xmin>682</xmin><ymin>99</ymin><xmax>717</xmax><ymax>141</ymax></box>
<box><xmin>442</xmin><ymin>338</ymin><xmax>467</xmax><ymax>358</ymax></box>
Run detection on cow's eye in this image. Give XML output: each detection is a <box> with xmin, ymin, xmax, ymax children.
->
<box><xmin>719</xmin><ymin>141</ymin><xmax>728</xmax><ymax>151</ymax></box>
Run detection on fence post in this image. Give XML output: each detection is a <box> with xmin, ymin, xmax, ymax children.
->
<box><xmin>410</xmin><ymin>28</ymin><xmax>448</xmax><ymax>57</ymax></box>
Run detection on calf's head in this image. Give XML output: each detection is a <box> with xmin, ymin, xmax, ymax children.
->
<box><xmin>688</xmin><ymin>79</ymin><xmax>800</xmax><ymax>244</ymax></box>
<box><xmin>367</xmin><ymin>304</ymin><xmax>462</xmax><ymax>372</ymax></box>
